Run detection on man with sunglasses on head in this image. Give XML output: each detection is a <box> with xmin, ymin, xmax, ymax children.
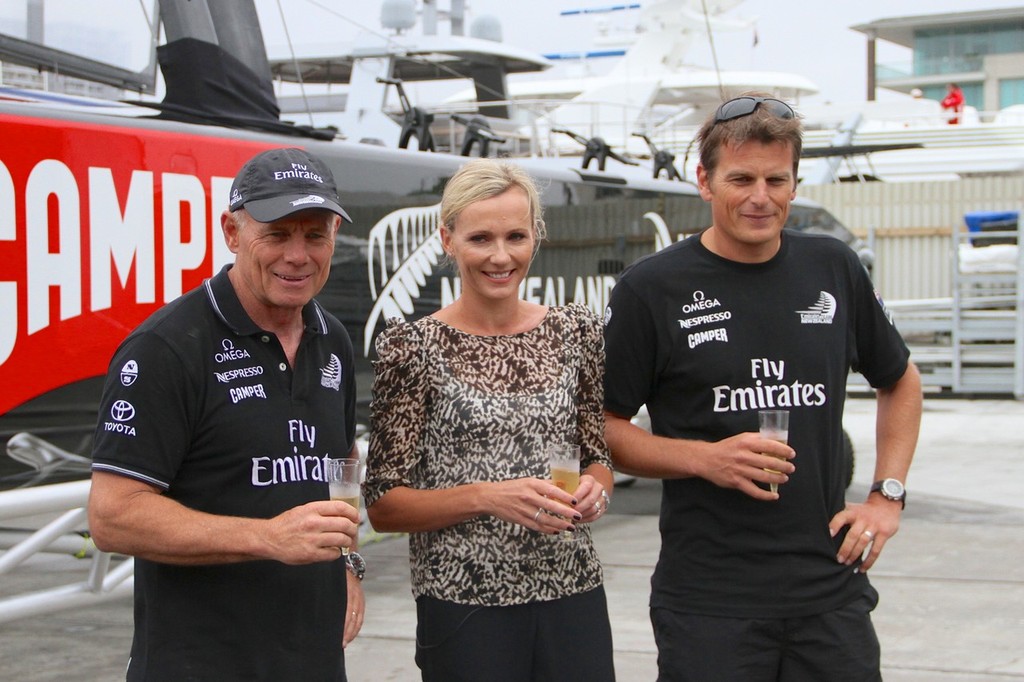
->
<box><xmin>602</xmin><ymin>94</ymin><xmax>922</xmax><ymax>681</ymax></box>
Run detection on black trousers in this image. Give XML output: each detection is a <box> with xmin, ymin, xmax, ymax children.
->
<box><xmin>651</xmin><ymin>586</ymin><xmax>882</xmax><ymax>682</ymax></box>
<box><xmin>415</xmin><ymin>586</ymin><xmax>616</xmax><ymax>682</ymax></box>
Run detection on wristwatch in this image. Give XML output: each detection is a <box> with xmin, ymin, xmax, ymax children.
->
<box><xmin>345</xmin><ymin>551</ymin><xmax>366</xmax><ymax>581</ymax></box>
<box><xmin>870</xmin><ymin>478</ymin><xmax>906</xmax><ymax>509</ymax></box>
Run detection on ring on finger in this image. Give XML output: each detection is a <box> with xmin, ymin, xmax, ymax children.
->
<box><xmin>863</xmin><ymin>530</ymin><xmax>874</xmax><ymax>539</ymax></box>
<box><xmin>533</xmin><ymin>507</ymin><xmax>543</xmax><ymax>522</ymax></box>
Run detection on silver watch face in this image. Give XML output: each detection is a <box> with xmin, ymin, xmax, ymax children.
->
<box><xmin>881</xmin><ymin>478</ymin><xmax>905</xmax><ymax>499</ymax></box>
<box><xmin>346</xmin><ymin>552</ymin><xmax>366</xmax><ymax>579</ymax></box>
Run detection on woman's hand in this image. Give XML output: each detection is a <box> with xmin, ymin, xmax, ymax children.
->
<box><xmin>483</xmin><ymin>477</ymin><xmax>582</xmax><ymax>534</ymax></box>
<box><xmin>572</xmin><ymin>474</ymin><xmax>609</xmax><ymax>524</ymax></box>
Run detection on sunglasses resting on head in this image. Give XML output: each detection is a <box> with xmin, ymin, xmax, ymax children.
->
<box><xmin>714</xmin><ymin>96</ymin><xmax>795</xmax><ymax>123</ymax></box>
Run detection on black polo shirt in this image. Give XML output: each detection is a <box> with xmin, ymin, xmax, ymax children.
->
<box><xmin>604</xmin><ymin>231</ymin><xmax>908</xmax><ymax>620</ymax></box>
<box><xmin>92</xmin><ymin>265</ymin><xmax>355</xmax><ymax>681</ymax></box>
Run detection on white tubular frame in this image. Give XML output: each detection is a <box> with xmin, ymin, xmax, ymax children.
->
<box><xmin>0</xmin><ymin>480</ymin><xmax>133</xmax><ymax>624</ymax></box>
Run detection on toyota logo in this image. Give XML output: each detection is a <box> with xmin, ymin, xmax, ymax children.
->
<box><xmin>110</xmin><ymin>400</ymin><xmax>136</xmax><ymax>422</ymax></box>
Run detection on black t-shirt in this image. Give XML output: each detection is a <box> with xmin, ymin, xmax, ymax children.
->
<box><xmin>92</xmin><ymin>266</ymin><xmax>355</xmax><ymax>681</ymax></box>
<box><xmin>604</xmin><ymin>230</ymin><xmax>909</xmax><ymax>618</ymax></box>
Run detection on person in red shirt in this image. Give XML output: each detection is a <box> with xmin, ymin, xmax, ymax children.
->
<box><xmin>941</xmin><ymin>83</ymin><xmax>965</xmax><ymax>124</ymax></box>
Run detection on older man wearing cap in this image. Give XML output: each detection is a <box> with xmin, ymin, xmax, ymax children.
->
<box><xmin>88</xmin><ymin>148</ymin><xmax>363</xmax><ymax>681</ymax></box>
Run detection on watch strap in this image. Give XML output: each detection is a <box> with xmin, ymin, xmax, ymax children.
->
<box><xmin>870</xmin><ymin>479</ymin><xmax>906</xmax><ymax>509</ymax></box>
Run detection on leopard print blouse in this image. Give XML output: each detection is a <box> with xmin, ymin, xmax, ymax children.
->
<box><xmin>365</xmin><ymin>304</ymin><xmax>612</xmax><ymax>606</ymax></box>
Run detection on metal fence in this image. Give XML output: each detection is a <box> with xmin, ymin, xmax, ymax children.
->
<box><xmin>800</xmin><ymin>177</ymin><xmax>1024</xmax><ymax>301</ymax></box>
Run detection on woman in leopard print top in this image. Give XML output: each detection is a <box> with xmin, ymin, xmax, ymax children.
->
<box><xmin>366</xmin><ymin>159</ymin><xmax>616</xmax><ymax>682</ymax></box>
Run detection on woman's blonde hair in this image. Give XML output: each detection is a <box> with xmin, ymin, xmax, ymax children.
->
<box><xmin>440</xmin><ymin>159</ymin><xmax>546</xmax><ymax>243</ymax></box>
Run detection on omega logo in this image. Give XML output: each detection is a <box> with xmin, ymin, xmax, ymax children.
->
<box><xmin>681</xmin><ymin>291</ymin><xmax>722</xmax><ymax>315</ymax></box>
<box><xmin>215</xmin><ymin>338</ymin><xmax>251</xmax><ymax>364</ymax></box>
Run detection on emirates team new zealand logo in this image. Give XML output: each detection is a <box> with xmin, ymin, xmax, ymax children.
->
<box><xmin>320</xmin><ymin>354</ymin><xmax>342</xmax><ymax>391</ymax></box>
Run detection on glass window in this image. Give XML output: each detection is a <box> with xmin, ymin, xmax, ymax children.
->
<box><xmin>1000</xmin><ymin>78</ymin><xmax>1024</xmax><ymax>108</ymax></box>
<box><xmin>962</xmin><ymin>83</ymin><xmax>983</xmax><ymax>109</ymax></box>
<box><xmin>913</xmin><ymin>21</ymin><xmax>1024</xmax><ymax>75</ymax></box>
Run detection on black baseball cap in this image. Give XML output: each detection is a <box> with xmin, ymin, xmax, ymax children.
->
<box><xmin>228</xmin><ymin>147</ymin><xmax>352</xmax><ymax>223</ymax></box>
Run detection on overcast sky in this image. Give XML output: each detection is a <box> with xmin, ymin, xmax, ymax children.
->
<box><xmin>5</xmin><ymin>0</ymin><xmax>1023</xmax><ymax>104</ymax></box>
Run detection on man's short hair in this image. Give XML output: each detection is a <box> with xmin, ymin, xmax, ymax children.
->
<box><xmin>696</xmin><ymin>94</ymin><xmax>803</xmax><ymax>180</ymax></box>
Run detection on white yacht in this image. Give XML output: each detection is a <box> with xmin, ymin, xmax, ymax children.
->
<box><xmin>269</xmin><ymin>1</ymin><xmax>1024</xmax><ymax>184</ymax></box>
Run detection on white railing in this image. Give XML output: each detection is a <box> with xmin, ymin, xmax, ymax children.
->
<box><xmin>395</xmin><ymin>97</ymin><xmax>677</xmax><ymax>159</ymax></box>
<box><xmin>409</xmin><ymin>97</ymin><xmax>1024</xmax><ymax>186</ymax></box>
<box><xmin>0</xmin><ymin>431</ymin><xmax>380</xmax><ymax>624</ymax></box>
<box><xmin>0</xmin><ymin>478</ymin><xmax>134</xmax><ymax>624</ymax></box>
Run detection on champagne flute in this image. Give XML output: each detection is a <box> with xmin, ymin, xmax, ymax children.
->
<box><xmin>758</xmin><ymin>410</ymin><xmax>789</xmax><ymax>494</ymax></box>
<box><xmin>547</xmin><ymin>444</ymin><xmax>581</xmax><ymax>539</ymax></box>
<box><xmin>326</xmin><ymin>458</ymin><xmax>360</xmax><ymax>555</ymax></box>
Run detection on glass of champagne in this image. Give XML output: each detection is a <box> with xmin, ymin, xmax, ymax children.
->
<box><xmin>547</xmin><ymin>444</ymin><xmax>581</xmax><ymax>539</ymax></box>
<box><xmin>758</xmin><ymin>410</ymin><xmax>790</xmax><ymax>494</ymax></box>
<box><xmin>326</xmin><ymin>458</ymin><xmax>360</xmax><ymax>555</ymax></box>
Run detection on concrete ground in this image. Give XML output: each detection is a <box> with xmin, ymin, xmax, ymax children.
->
<box><xmin>1</xmin><ymin>396</ymin><xmax>1022</xmax><ymax>681</ymax></box>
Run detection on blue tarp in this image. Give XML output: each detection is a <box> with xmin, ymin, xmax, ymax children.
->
<box><xmin>964</xmin><ymin>211</ymin><xmax>1019</xmax><ymax>232</ymax></box>
<box><xmin>964</xmin><ymin>211</ymin><xmax>1018</xmax><ymax>246</ymax></box>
